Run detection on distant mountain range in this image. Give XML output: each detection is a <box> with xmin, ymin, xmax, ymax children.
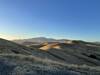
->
<box><xmin>13</xmin><ymin>37</ymin><xmax>100</xmax><ymax>46</ymax></box>
<box><xmin>13</xmin><ymin>37</ymin><xmax>74</xmax><ymax>45</ymax></box>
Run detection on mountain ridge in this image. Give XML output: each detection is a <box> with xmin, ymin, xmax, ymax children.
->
<box><xmin>13</xmin><ymin>37</ymin><xmax>70</xmax><ymax>44</ymax></box>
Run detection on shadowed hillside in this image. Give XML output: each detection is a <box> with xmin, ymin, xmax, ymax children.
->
<box><xmin>0</xmin><ymin>38</ymin><xmax>33</xmax><ymax>55</ymax></box>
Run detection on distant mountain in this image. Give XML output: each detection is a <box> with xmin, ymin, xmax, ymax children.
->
<box><xmin>13</xmin><ymin>37</ymin><xmax>56</xmax><ymax>44</ymax></box>
<box><xmin>13</xmin><ymin>37</ymin><xmax>69</xmax><ymax>45</ymax></box>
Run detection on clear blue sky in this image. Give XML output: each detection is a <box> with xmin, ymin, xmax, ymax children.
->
<box><xmin>0</xmin><ymin>0</ymin><xmax>100</xmax><ymax>41</ymax></box>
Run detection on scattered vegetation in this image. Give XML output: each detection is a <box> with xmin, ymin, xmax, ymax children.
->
<box><xmin>0</xmin><ymin>54</ymin><xmax>100</xmax><ymax>75</ymax></box>
<box><xmin>0</xmin><ymin>38</ymin><xmax>100</xmax><ymax>75</ymax></box>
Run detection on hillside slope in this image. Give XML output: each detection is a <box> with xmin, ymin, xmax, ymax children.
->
<box><xmin>0</xmin><ymin>38</ymin><xmax>100</xmax><ymax>75</ymax></box>
<box><xmin>29</xmin><ymin>41</ymin><xmax>100</xmax><ymax>66</ymax></box>
<box><xmin>0</xmin><ymin>54</ymin><xmax>100</xmax><ymax>75</ymax></box>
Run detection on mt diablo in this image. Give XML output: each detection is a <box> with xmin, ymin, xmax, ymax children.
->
<box><xmin>0</xmin><ymin>37</ymin><xmax>99</xmax><ymax>75</ymax></box>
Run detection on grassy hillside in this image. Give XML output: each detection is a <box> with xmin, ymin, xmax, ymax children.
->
<box><xmin>29</xmin><ymin>42</ymin><xmax>100</xmax><ymax>66</ymax></box>
<box><xmin>0</xmin><ymin>38</ymin><xmax>100</xmax><ymax>75</ymax></box>
<box><xmin>0</xmin><ymin>54</ymin><xmax>100</xmax><ymax>75</ymax></box>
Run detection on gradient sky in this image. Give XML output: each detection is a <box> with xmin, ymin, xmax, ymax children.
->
<box><xmin>0</xmin><ymin>0</ymin><xmax>100</xmax><ymax>41</ymax></box>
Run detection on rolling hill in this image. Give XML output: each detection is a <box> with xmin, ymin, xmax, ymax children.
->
<box><xmin>0</xmin><ymin>38</ymin><xmax>100</xmax><ymax>75</ymax></box>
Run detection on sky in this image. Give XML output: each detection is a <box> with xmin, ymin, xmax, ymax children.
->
<box><xmin>0</xmin><ymin>0</ymin><xmax>100</xmax><ymax>41</ymax></box>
